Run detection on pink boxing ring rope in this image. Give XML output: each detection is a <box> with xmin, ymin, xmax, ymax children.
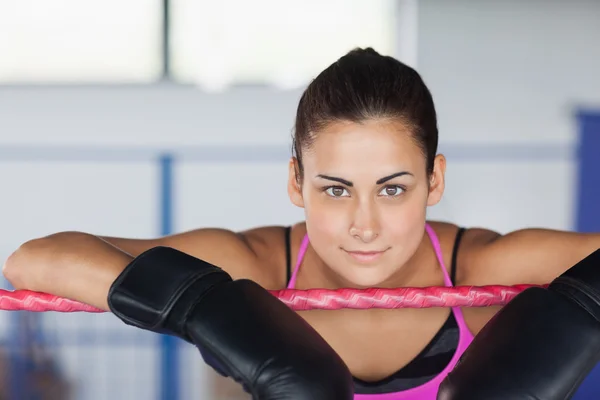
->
<box><xmin>0</xmin><ymin>284</ymin><xmax>548</xmax><ymax>313</ymax></box>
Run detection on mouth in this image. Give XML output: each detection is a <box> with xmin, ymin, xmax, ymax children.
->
<box><xmin>343</xmin><ymin>248</ymin><xmax>389</xmax><ymax>263</ymax></box>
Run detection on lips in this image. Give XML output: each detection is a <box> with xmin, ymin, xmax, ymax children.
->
<box><xmin>344</xmin><ymin>249</ymin><xmax>388</xmax><ymax>263</ymax></box>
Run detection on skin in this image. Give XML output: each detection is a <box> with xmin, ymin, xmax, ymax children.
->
<box><xmin>4</xmin><ymin>118</ymin><xmax>600</xmax><ymax>389</ymax></box>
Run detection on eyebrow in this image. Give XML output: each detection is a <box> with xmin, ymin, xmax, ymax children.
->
<box><xmin>316</xmin><ymin>171</ymin><xmax>413</xmax><ymax>187</ymax></box>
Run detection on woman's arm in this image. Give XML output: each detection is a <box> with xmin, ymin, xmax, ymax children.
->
<box><xmin>2</xmin><ymin>228</ymin><xmax>267</xmax><ymax>311</ymax></box>
<box><xmin>465</xmin><ymin>227</ymin><xmax>600</xmax><ymax>286</ymax></box>
<box><xmin>3</xmin><ymin>233</ymin><xmax>133</xmax><ymax>310</ymax></box>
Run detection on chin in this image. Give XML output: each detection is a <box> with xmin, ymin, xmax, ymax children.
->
<box><xmin>342</xmin><ymin>268</ymin><xmax>393</xmax><ymax>289</ymax></box>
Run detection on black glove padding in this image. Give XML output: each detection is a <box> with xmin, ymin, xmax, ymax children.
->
<box><xmin>437</xmin><ymin>248</ymin><xmax>600</xmax><ymax>400</ymax></box>
<box><xmin>108</xmin><ymin>246</ymin><xmax>353</xmax><ymax>400</ymax></box>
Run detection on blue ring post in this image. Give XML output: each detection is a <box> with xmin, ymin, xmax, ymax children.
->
<box><xmin>575</xmin><ymin>110</ymin><xmax>600</xmax><ymax>233</ymax></box>
<box><xmin>159</xmin><ymin>154</ymin><xmax>180</xmax><ymax>400</ymax></box>
<box><xmin>572</xmin><ymin>110</ymin><xmax>600</xmax><ymax>399</ymax></box>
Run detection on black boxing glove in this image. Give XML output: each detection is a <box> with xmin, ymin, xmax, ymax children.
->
<box><xmin>108</xmin><ymin>246</ymin><xmax>353</xmax><ymax>400</ymax></box>
<box><xmin>437</xmin><ymin>248</ymin><xmax>600</xmax><ymax>400</ymax></box>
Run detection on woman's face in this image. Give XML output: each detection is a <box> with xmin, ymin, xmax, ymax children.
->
<box><xmin>288</xmin><ymin>119</ymin><xmax>445</xmax><ymax>287</ymax></box>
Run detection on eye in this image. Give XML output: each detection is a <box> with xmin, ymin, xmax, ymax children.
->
<box><xmin>325</xmin><ymin>186</ymin><xmax>350</xmax><ymax>198</ymax></box>
<box><xmin>379</xmin><ymin>185</ymin><xmax>405</xmax><ymax>197</ymax></box>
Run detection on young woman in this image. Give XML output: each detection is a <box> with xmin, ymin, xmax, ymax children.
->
<box><xmin>4</xmin><ymin>48</ymin><xmax>599</xmax><ymax>399</ymax></box>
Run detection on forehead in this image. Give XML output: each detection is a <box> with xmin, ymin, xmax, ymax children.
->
<box><xmin>305</xmin><ymin>120</ymin><xmax>424</xmax><ymax>172</ymax></box>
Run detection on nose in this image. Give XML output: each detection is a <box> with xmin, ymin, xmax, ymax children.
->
<box><xmin>349</xmin><ymin>201</ymin><xmax>380</xmax><ymax>243</ymax></box>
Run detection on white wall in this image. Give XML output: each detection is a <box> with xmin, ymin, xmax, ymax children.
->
<box><xmin>0</xmin><ymin>85</ymin><xmax>303</xmax><ymax>147</ymax></box>
<box><xmin>0</xmin><ymin>0</ymin><xmax>599</xmax><ymax>399</ymax></box>
<box><xmin>418</xmin><ymin>0</ymin><xmax>600</xmax><ymax>233</ymax></box>
<box><xmin>418</xmin><ymin>0</ymin><xmax>600</xmax><ymax>144</ymax></box>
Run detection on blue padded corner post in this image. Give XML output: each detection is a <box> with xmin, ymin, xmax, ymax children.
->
<box><xmin>573</xmin><ymin>109</ymin><xmax>600</xmax><ymax>399</ymax></box>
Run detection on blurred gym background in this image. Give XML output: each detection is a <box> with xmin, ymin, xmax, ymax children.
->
<box><xmin>0</xmin><ymin>0</ymin><xmax>599</xmax><ymax>399</ymax></box>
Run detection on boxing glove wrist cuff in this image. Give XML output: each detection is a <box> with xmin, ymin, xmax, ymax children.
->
<box><xmin>549</xmin><ymin>249</ymin><xmax>600</xmax><ymax>322</ymax></box>
<box><xmin>107</xmin><ymin>246</ymin><xmax>232</xmax><ymax>340</ymax></box>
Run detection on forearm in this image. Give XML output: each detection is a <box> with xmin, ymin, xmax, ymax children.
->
<box><xmin>514</xmin><ymin>229</ymin><xmax>600</xmax><ymax>271</ymax></box>
<box><xmin>98</xmin><ymin>235</ymin><xmax>158</xmax><ymax>258</ymax></box>
<box><xmin>3</xmin><ymin>232</ymin><xmax>133</xmax><ymax>310</ymax></box>
<box><xmin>478</xmin><ymin>228</ymin><xmax>600</xmax><ymax>285</ymax></box>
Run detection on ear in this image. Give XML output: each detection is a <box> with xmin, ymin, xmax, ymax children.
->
<box><xmin>427</xmin><ymin>154</ymin><xmax>446</xmax><ymax>206</ymax></box>
<box><xmin>287</xmin><ymin>157</ymin><xmax>305</xmax><ymax>208</ymax></box>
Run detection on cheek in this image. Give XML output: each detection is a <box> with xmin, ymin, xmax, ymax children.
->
<box><xmin>304</xmin><ymin>193</ymin><xmax>349</xmax><ymax>239</ymax></box>
<box><xmin>381</xmin><ymin>192</ymin><xmax>428</xmax><ymax>238</ymax></box>
<box><xmin>385</xmin><ymin>208</ymin><xmax>426</xmax><ymax>239</ymax></box>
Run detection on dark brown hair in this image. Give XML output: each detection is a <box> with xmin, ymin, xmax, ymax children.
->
<box><xmin>292</xmin><ymin>47</ymin><xmax>438</xmax><ymax>182</ymax></box>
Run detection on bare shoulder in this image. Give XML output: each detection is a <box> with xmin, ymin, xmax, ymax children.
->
<box><xmin>459</xmin><ymin>227</ymin><xmax>600</xmax><ymax>287</ymax></box>
<box><xmin>104</xmin><ymin>223</ymin><xmax>303</xmax><ymax>289</ymax></box>
<box><xmin>425</xmin><ymin>220</ymin><xmax>501</xmax><ymax>284</ymax></box>
<box><xmin>450</xmin><ymin>226</ymin><xmax>504</xmax><ymax>285</ymax></box>
<box><xmin>427</xmin><ymin>221</ymin><xmax>500</xmax><ymax>249</ymax></box>
<box><xmin>116</xmin><ymin>225</ymin><xmax>289</xmax><ymax>288</ymax></box>
<box><xmin>239</xmin><ymin>224</ymin><xmax>295</xmax><ymax>289</ymax></box>
<box><xmin>439</xmin><ymin>224</ymin><xmax>578</xmax><ymax>286</ymax></box>
<box><xmin>241</xmin><ymin>221</ymin><xmax>308</xmax><ymax>284</ymax></box>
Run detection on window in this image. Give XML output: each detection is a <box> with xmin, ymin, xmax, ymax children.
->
<box><xmin>169</xmin><ymin>0</ymin><xmax>397</xmax><ymax>90</ymax></box>
<box><xmin>0</xmin><ymin>0</ymin><xmax>163</xmax><ymax>83</ymax></box>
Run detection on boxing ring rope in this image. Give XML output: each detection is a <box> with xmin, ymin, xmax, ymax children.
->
<box><xmin>0</xmin><ymin>284</ymin><xmax>548</xmax><ymax>313</ymax></box>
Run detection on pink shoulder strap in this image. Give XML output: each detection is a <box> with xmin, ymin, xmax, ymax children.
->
<box><xmin>287</xmin><ymin>233</ymin><xmax>309</xmax><ymax>289</ymax></box>
<box><xmin>424</xmin><ymin>223</ymin><xmax>454</xmax><ymax>287</ymax></box>
<box><xmin>425</xmin><ymin>223</ymin><xmax>475</xmax><ymax>340</ymax></box>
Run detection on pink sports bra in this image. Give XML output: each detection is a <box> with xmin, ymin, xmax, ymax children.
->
<box><xmin>285</xmin><ymin>223</ymin><xmax>475</xmax><ymax>399</ymax></box>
